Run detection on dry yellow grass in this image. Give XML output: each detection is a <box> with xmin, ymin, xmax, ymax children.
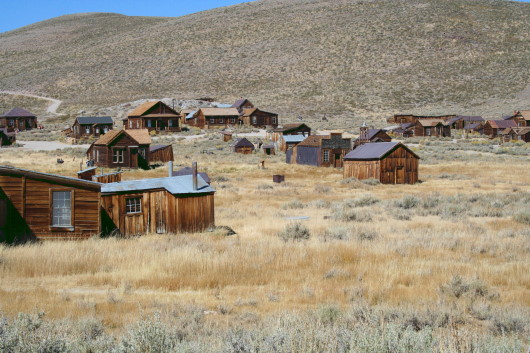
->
<box><xmin>0</xmin><ymin>142</ymin><xmax>528</xmax><ymax>335</ymax></box>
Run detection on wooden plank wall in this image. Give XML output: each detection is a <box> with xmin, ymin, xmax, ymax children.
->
<box><xmin>343</xmin><ymin>160</ymin><xmax>381</xmax><ymax>180</ymax></box>
<box><xmin>0</xmin><ymin>175</ymin><xmax>100</xmax><ymax>240</ymax></box>
<box><xmin>149</xmin><ymin>146</ymin><xmax>174</xmax><ymax>163</ymax></box>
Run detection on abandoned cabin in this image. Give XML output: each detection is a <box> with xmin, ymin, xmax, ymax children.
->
<box><xmin>390</xmin><ymin>123</ymin><xmax>415</xmax><ymax>138</ymax></box>
<box><xmin>504</xmin><ymin>110</ymin><xmax>530</xmax><ymax>127</ymax></box>
<box><xmin>343</xmin><ymin>142</ymin><xmax>419</xmax><ymax>184</ymax></box>
<box><xmin>262</xmin><ymin>144</ymin><xmax>275</xmax><ymax>155</ymax></box>
<box><xmin>387</xmin><ymin>114</ymin><xmax>456</xmax><ymax>125</ymax></box>
<box><xmin>0</xmin><ymin>107</ymin><xmax>38</xmax><ymax>131</ymax></box>
<box><xmin>354</xmin><ymin>124</ymin><xmax>392</xmax><ymax>147</ymax></box>
<box><xmin>70</xmin><ymin>116</ymin><xmax>114</xmax><ymax>139</ymax></box>
<box><xmin>123</xmin><ymin>101</ymin><xmax>181</xmax><ymax>133</ymax></box>
<box><xmin>233</xmin><ymin>137</ymin><xmax>255</xmax><ymax>154</ymax></box>
<box><xmin>0</xmin><ymin>165</ymin><xmax>215</xmax><ymax>241</ymax></box>
<box><xmin>86</xmin><ymin>129</ymin><xmax>173</xmax><ymax>169</ymax></box>
<box><xmin>290</xmin><ymin>133</ymin><xmax>351</xmax><ymax>168</ymax></box>
<box><xmin>499</xmin><ymin>127</ymin><xmax>530</xmax><ymax>143</ymax></box>
<box><xmin>241</xmin><ymin>108</ymin><xmax>279</xmax><ymax>128</ymax></box>
<box><xmin>484</xmin><ymin>120</ymin><xmax>517</xmax><ymax>138</ymax></box>
<box><xmin>446</xmin><ymin>116</ymin><xmax>485</xmax><ymax>130</ymax></box>
<box><xmin>231</xmin><ymin>98</ymin><xmax>254</xmax><ymax>114</ymax></box>
<box><xmin>188</xmin><ymin>108</ymin><xmax>240</xmax><ymax>129</ymax></box>
<box><xmin>414</xmin><ymin>119</ymin><xmax>451</xmax><ymax>137</ymax></box>
<box><xmin>269</xmin><ymin>123</ymin><xmax>311</xmax><ymax>152</ymax></box>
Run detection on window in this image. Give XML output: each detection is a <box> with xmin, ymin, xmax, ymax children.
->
<box><xmin>272</xmin><ymin>117</ymin><xmax>277</xmax><ymax>124</ymax></box>
<box><xmin>103</xmin><ymin>126</ymin><xmax>108</xmax><ymax>133</ymax></box>
<box><xmin>218</xmin><ymin>118</ymin><xmax>224</xmax><ymax>124</ymax></box>
<box><xmin>210</xmin><ymin>118</ymin><xmax>215</xmax><ymax>124</ymax></box>
<box><xmin>139</xmin><ymin>148</ymin><xmax>146</xmax><ymax>158</ymax></box>
<box><xmin>252</xmin><ymin>116</ymin><xmax>257</xmax><ymax>125</ymax></box>
<box><xmin>113</xmin><ymin>149</ymin><xmax>124</xmax><ymax>163</ymax></box>
<box><xmin>52</xmin><ymin>191</ymin><xmax>72</xmax><ymax>227</ymax></box>
<box><xmin>147</xmin><ymin>120</ymin><xmax>152</xmax><ymax>128</ymax></box>
<box><xmin>323</xmin><ymin>150</ymin><xmax>329</xmax><ymax>162</ymax></box>
<box><xmin>129</xmin><ymin>120</ymin><xmax>133</xmax><ymax>129</ymax></box>
<box><xmin>126</xmin><ymin>197</ymin><xmax>142</xmax><ymax>214</ymax></box>
<box><xmin>8</xmin><ymin>119</ymin><xmax>14</xmax><ymax>127</ymax></box>
<box><xmin>85</xmin><ymin>126</ymin><xmax>90</xmax><ymax>134</ymax></box>
<box><xmin>96</xmin><ymin>150</ymin><xmax>99</xmax><ymax>162</ymax></box>
<box><xmin>425</xmin><ymin>128</ymin><xmax>431</xmax><ymax>136</ymax></box>
<box><xmin>230</xmin><ymin>118</ymin><xmax>236</xmax><ymax>124</ymax></box>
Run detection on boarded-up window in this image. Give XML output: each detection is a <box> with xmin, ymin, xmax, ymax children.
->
<box><xmin>126</xmin><ymin>197</ymin><xmax>142</xmax><ymax>214</ymax></box>
<box><xmin>52</xmin><ymin>191</ymin><xmax>72</xmax><ymax>226</ymax></box>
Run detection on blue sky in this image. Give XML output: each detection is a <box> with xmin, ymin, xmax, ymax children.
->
<box><xmin>0</xmin><ymin>0</ymin><xmax>255</xmax><ymax>33</ymax></box>
<box><xmin>1</xmin><ymin>0</ymin><xmax>529</xmax><ymax>33</ymax></box>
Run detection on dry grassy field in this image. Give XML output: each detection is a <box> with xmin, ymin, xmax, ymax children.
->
<box><xmin>0</xmin><ymin>134</ymin><xmax>528</xmax><ymax>351</ymax></box>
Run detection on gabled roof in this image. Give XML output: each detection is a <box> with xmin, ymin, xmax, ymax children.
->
<box><xmin>200</xmin><ymin>108</ymin><xmax>240</xmax><ymax>116</ymax></box>
<box><xmin>92</xmin><ymin>129</ymin><xmax>151</xmax><ymax>146</ymax></box>
<box><xmin>1</xmin><ymin>107</ymin><xmax>36</xmax><ymax>118</ymax></box>
<box><xmin>516</xmin><ymin>110</ymin><xmax>530</xmax><ymax>120</ymax></box>
<box><xmin>233</xmin><ymin>137</ymin><xmax>254</xmax><ymax>148</ymax></box>
<box><xmin>273</xmin><ymin>123</ymin><xmax>310</xmax><ymax>133</ymax></box>
<box><xmin>417</xmin><ymin>119</ymin><xmax>447</xmax><ymax>127</ymax></box>
<box><xmin>76</xmin><ymin>116</ymin><xmax>113</xmax><ymax>125</ymax></box>
<box><xmin>464</xmin><ymin>123</ymin><xmax>483</xmax><ymax>130</ymax></box>
<box><xmin>487</xmin><ymin>120</ymin><xmax>517</xmax><ymax>129</ymax></box>
<box><xmin>185</xmin><ymin>110</ymin><xmax>197</xmax><ymax>120</ymax></box>
<box><xmin>231</xmin><ymin>98</ymin><xmax>252</xmax><ymax>109</ymax></box>
<box><xmin>128</xmin><ymin>101</ymin><xmax>179</xmax><ymax>117</ymax></box>
<box><xmin>0</xmin><ymin>166</ymin><xmax>101</xmax><ymax>190</ymax></box>
<box><xmin>172</xmin><ymin>166</ymin><xmax>211</xmax><ymax>184</ymax></box>
<box><xmin>242</xmin><ymin>108</ymin><xmax>277</xmax><ymax>116</ymax></box>
<box><xmin>515</xmin><ymin>127</ymin><xmax>530</xmax><ymax>135</ymax></box>
<box><xmin>296</xmin><ymin>135</ymin><xmax>325</xmax><ymax>147</ymax></box>
<box><xmin>344</xmin><ymin>142</ymin><xmax>419</xmax><ymax>160</ymax></box>
<box><xmin>102</xmin><ymin>174</ymin><xmax>214</xmax><ymax>195</ymax></box>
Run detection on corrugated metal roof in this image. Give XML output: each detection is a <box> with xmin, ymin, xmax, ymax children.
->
<box><xmin>185</xmin><ymin>110</ymin><xmax>197</xmax><ymax>120</ymax></box>
<box><xmin>344</xmin><ymin>142</ymin><xmax>419</xmax><ymax>160</ymax></box>
<box><xmin>455</xmin><ymin>115</ymin><xmax>484</xmax><ymax>122</ymax></box>
<box><xmin>1</xmin><ymin>107</ymin><xmax>36</xmax><ymax>118</ymax></box>
<box><xmin>231</xmin><ymin>99</ymin><xmax>250</xmax><ymax>108</ymax></box>
<box><xmin>101</xmin><ymin>175</ymin><xmax>214</xmax><ymax>194</ymax></box>
<box><xmin>216</xmin><ymin>104</ymin><xmax>233</xmax><ymax>108</ymax></box>
<box><xmin>76</xmin><ymin>116</ymin><xmax>113</xmax><ymax>125</ymax></box>
<box><xmin>283</xmin><ymin>135</ymin><xmax>307</xmax><ymax>143</ymax></box>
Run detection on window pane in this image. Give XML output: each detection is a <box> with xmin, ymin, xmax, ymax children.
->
<box><xmin>52</xmin><ymin>191</ymin><xmax>71</xmax><ymax>226</ymax></box>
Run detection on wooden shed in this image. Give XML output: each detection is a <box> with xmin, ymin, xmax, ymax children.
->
<box><xmin>484</xmin><ymin>120</ymin><xmax>517</xmax><ymax>138</ymax></box>
<box><xmin>100</xmin><ymin>173</ymin><xmax>215</xmax><ymax>236</ymax></box>
<box><xmin>505</xmin><ymin>110</ymin><xmax>530</xmax><ymax>127</ymax></box>
<box><xmin>269</xmin><ymin>123</ymin><xmax>311</xmax><ymax>151</ymax></box>
<box><xmin>414</xmin><ymin>120</ymin><xmax>451</xmax><ymax>137</ymax></box>
<box><xmin>233</xmin><ymin>138</ymin><xmax>255</xmax><ymax>154</ymax></box>
<box><xmin>149</xmin><ymin>145</ymin><xmax>174</xmax><ymax>164</ymax></box>
<box><xmin>231</xmin><ymin>98</ymin><xmax>255</xmax><ymax>114</ymax></box>
<box><xmin>123</xmin><ymin>101</ymin><xmax>181</xmax><ymax>133</ymax></box>
<box><xmin>221</xmin><ymin>131</ymin><xmax>233</xmax><ymax>142</ymax></box>
<box><xmin>291</xmin><ymin>133</ymin><xmax>351</xmax><ymax>167</ymax></box>
<box><xmin>354</xmin><ymin>126</ymin><xmax>391</xmax><ymax>147</ymax></box>
<box><xmin>190</xmin><ymin>108</ymin><xmax>240</xmax><ymax>129</ymax></box>
<box><xmin>446</xmin><ymin>116</ymin><xmax>484</xmax><ymax>130</ymax></box>
<box><xmin>343</xmin><ymin>142</ymin><xmax>419</xmax><ymax>184</ymax></box>
<box><xmin>71</xmin><ymin>116</ymin><xmax>114</xmax><ymax>139</ymax></box>
<box><xmin>241</xmin><ymin>108</ymin><xmax>278</xmax><ymax>128</ymax></box>
<box><xmin>0</xmin><ymin>108</ymin><xmax>38</xmax><ymax>131</ymax></box>
<box><xmin>0</xmin><ymin>166</ymin><xmax>102</xmax><ymax>242</ymax></box>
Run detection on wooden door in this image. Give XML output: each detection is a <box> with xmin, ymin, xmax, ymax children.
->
<box><xmin>124</xmin><ymin>214</ymin><xmax>143</xmax><ymax>236</ymax></box>
<box><xmin>334</xmin><ymin>153</ymin><xmax>342</xmax><ymax>168</ymax></box>
<box><xmin>129</xmin><ymin>148</ymin><xmax>138</xmax><ymax>168</ymax></box>
<box><xmin>395</xmin><ymin>166</ymin><xmax>405</xmax><ymax>184</ymax></box>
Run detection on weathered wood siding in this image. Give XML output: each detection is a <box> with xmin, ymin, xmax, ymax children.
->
<box><xmin>101</xmin><ymin>191</ymin><xmax>214</xmax><ymax>236</ymax></box>
<box><xmin>235</xmin><ymin>146</ymin><xmax>253</xmax><ymax>154</ymax></box>
<box><xmin>0</xmin><ymin>175</ymin><xmax>100</xmax><ymax>241</ymax></box>
<box><xmin>149</xmin><ymin>145</ymin><xmax>174</xmax><ymax>163</ymax></box>
<box><xmin>88</xmin><ymin>134</ymin><xmax>150</xmax><ymax>169</ymax></box>
<box><xmin>343</xmin><ymin>146</ymin><xmax>419</xmax><ymax>184</ymax></box>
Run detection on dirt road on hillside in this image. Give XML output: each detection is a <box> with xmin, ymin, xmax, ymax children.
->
<box><xmin>0</xmin><ymin>90</ymin><xmax>62</xmax><ymax>115</ymax></box>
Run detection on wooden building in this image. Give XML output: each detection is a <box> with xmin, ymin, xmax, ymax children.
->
<box><xmin>189</xmin><ymin>108</ymin><xmax>240</xmax><ymax>129</ymax></box>
<box><xmin>241</xmin><ymin>108</ymin><xmax>278</xmax><ymax>128</ymax></box>
<box><xmin>221</xmin><ymin>131</ymin><xmax>233</xmax><ymax>142</ymax></box>
<box><xmin>354</xmin><ymin>125</ymin><xmax>391</xmax><ymax>147</ymax></box>
<box><xmin>499</xmin><ymin>127</ymin><xmax>530</xmax><ymax>143</ymax></box>
<box><xmin>262</xmin><ymin>144</ymin><xmax>275</xmax><ymax>155</ymax></box>
<box><xmin>123</xmin><ymin>101</ymin><xmax>181</xmax><ymax>133</ymax></box>
<box><xmin>270</xmin><ymin>123</ymin><xmax>311</xmax><ymax>152</ymax></box>
<box><xmin>463</xmin><ymin>123</ymin><xmax>484</xmax><ymax>135</ymax></box>
<box><xmin>505</xmin><ymin>110</ymin><xmax>530</xmax><ymax>127</ymax></box>
<box><xmin>484</xmin><ymin>120</ymin><xmax>517</xmax><ymax>138</ymax></box>
<box><xmin>290</xmin><ymin>133</ymin><xmax>351</xmax><ymax>168</ymax></box>
<box><xmin>231</xmin><ymin>98</ymin><xmax>254</xmax><ymax>114</ymax></box>
<box><xmin>149</xmin><ymin>145</ymin><xmax>174</xmax><ymax>164</ymax></box>
<box><xmin>71</xmin><ymin>116</ymin><xmax>113</xmax><ymax>139</ymax></box>
<box><xmin>100</xmin><ymin>172</ymin><xmax>215</xmax><ymax>236</ymax></box>
<box><xmin>389</xmin><ymin>123</ymin><xmax>415</xmax><ymax>138</ymax></box>
<box><xmin>387</xmin><ymin>114</ymin><xmax>456</xmax><ymax>125</ymax></box>
<box><xmin>0</xmin><ymin>166</ymin><xmax>102</xmax><ymax>242</ymax></box>
<box><xmin>446</xmin><ymin>116</ymin><xmax>484</xmax><ymax>130</ymax></box>
<box><xmin>87</xmin><ymin>129</ymin><xmax>173</xmax><ymax>169</ymax></box>
<box><xmin>0</xmin><ymin>107</ymin><xmax>38</xmax><ymax>131</ymax></box>
<box><xmin>414</xmin><ymin>120</ymin><xmax>451</xmax><ymax>137</ymax></box>
<box><xmin>233</xmin><ymin>138</ymin><xmax>255</xmax><ymax>154</ymax></box>
<box><xmin>343</xmin><ymin>142</ymin><xmax>419</xmax><ymax>184</ymax></box>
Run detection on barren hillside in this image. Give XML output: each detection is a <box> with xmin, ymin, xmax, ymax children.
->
<box><xmin>0</xmin><ymin>0</ymin><xmax>529</xmax><ymax>124</ymax></box>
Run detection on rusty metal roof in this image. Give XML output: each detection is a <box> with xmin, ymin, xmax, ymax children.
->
<box><xmin>344</xmin><ymin>142</ymin><xmax>419</xmax><ymax>160</ymax></box>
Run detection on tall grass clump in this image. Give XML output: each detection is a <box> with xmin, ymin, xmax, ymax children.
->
<box><xmin>277</xmin><ymin>222</ymin><xmax>310</xmax><ymax>242</ymax></box>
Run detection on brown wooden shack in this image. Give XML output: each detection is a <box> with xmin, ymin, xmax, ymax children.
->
<box><xmin>233</xmin><ymin>138</ymin><xmax>255</xmax><ymax>154</ymax></box>
<box><xmin>354</xmin><ymin>125</ymin><xmax>392</xmax><ymax>147</ymax></box>
<box><xmin>291</xmin><ymin>133</ymin><xmax>351</xmax><ymax>167</ymax></box>
<box><xmin>71</xmin><ymin>116</ymin><xmax>114</xmax><ymax>139</ymax></box>
<box><xmin>484</xmin><ymin>120</ymin><xmax>517</xmax><ymax>138</ymax></box>
<box><xmin>446</xmin><ymin>116</ymin><xmax>484</xmax><ymax>130</ymax></box>
<box><xmin>100</xmin><ymin>173</ymin><xmax>215</xmax><ymax>236</ymax></box>
<box><xmin>241</xmin><ymin>108</ymin><xmax>278</xmax><ymax>128</ymax></box>
<box><xmin>190</xmin><ymin>108</ymin><xmax>240</xmax><ymax>129</ymax></box>
<box><xmin>0</xmin><ymin>166</ymin><xmax>102</xmax><ymax>242</ymax></box>
<box><xmin>123</xmin><ymin>101</ymin><xmax>181</xmax><ymax>133</ymax></box>
<box><xmin>414</xmin><ymin>120</ymin><xmax>451</xmax><ymax>137</ymax></box>
<box><xmin>0</xmin><ymin>108</ymin><xmax>38</xmax><ymax>131</ymax></box>
<box><xmin>387</xmin><ymin>114</ymin><xmax>456</xmax><ymax>125</ymax></box>
<box><xmin>270</xmin><ymin>123</ymin><xmax>311</xmax><ymax>152</ymax></box>
<box><xmin>231</xmin><ymin>98</ymin><xmax>255</xmax><ymax>114</ymax></box>
<box><xmin>343</xmin><ymin>142</ymin><xmax>419</xmax><ymax>184</ymax></box>
<box><xmin>149</xmin><ymin>145</ymin><xmax>174</xmax><ymax>164</ymax></box>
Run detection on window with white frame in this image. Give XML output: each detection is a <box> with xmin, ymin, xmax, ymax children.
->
<box><xmin>103</xmin><ymin>126</ymin><xmax>108</xmax><ymax>133</ymax></box>
<box><xmin>230</xmin><ymin>118</ymin><xmax>236</xmax><ymax>124</ymax></box>
<box><xmin>52</xmin><ymin>191</ymin><xmax>72</xmax><ymax>227</ymax></box>
<box><xmin>426</xmin><ymin>128</ymin><xmax>431</xmax><ymax>136</ymax></box>
<box><xmin>113</xmin><ymin>149</ymin><xmax>124</xmax><ymax>163</ymax></box>
<box><xmin>252</xmin><ymin>116</ymin><xmax>257</xmax><ymax>125</ymax></box>
<box><xmin>85</xmin><ymin>126</ymin><xmax>90</xmax><ymax>134</ymax></box>
<box><xmin>218</xmin><ymin>118</ymin><xmax>224</xmax><ymax>124</ymax></box>
<box><xmin>126</xmin><ymin>197</ymin><xmax>142</xmax><ymax>214</ymax></box>
<box><xmin>323</xmin><ymin>150</ymin><xmax>329</xmax><ymax>162</ymax></box>
<box><xmin>129</xmin><ymin>120</ymin><xmax>133</xmax><ymax>129</ymax></box>
<box><xmin>210</xmin><ymin>118</ymin><xmax>215</xmax><ymax>124</ymax></box>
